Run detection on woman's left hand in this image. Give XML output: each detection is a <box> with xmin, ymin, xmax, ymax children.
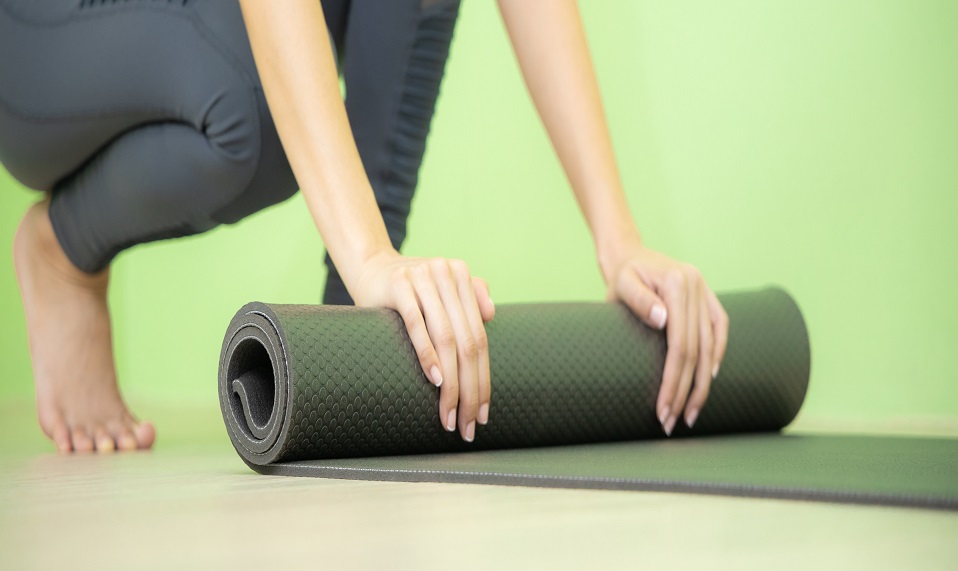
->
<box><xmin>601</xmin><ymin>241</ymin><xmax>729</xmax><ymax>436</ymax></box>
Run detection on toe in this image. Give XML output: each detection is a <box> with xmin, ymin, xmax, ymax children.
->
<box><xmin>72</xmin><ymin>429</ymin><xmax>94</xmax><ymax>453</ymax></box>
<box><xmin>47</xmin><ymin>417</ymin><xmax>73</xmax><ymax>454</ymax></box>
<box><xmin>133</xmin><ymin>420</ymin><xmax>156</xmax><ymax>450</ymax></box>
<box><xmin>93</xmin><ymin>427</ymin><xmax>115</xmax><ymax>453</ymax></box>
<box><xmin>52</xmin><ymin>425</ymin><xmax>73</xmax><ymax>454</ymax></box>
<box><xmin>110</xmin><ymin>420</ymin><xmax>138</xmax><ymax>452</ymax></box>
<box><xmin>38</xmin><ymin>409</ymin><xmax>72</xmax><ymax>453</ymax></box>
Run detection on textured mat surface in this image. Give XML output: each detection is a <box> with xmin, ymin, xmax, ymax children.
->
<box><xmin>216</xmin><ymin>288</ymin><xmax>957</xmax><ymax>509</ymax></box>
<box><xmin>220</xmin><ymin>288</ymin><xmax>808</xmax><ymax>464</ymax></box>
<box><xmin>259</xmin><ymin>434</ymin><xmax>958</xmax><ymax>510</ymax></box>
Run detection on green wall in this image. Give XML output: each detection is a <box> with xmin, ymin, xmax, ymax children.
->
<box><xmin>1</xmin><ymin>1</ymin><xmax>956</xmax><ymax>423</ymax></box>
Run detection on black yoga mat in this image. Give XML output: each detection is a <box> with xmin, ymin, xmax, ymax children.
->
<box><xmin>218</xmin><ymin>288</ymin><xmax>958</xmax><ymax>510</ymax></box>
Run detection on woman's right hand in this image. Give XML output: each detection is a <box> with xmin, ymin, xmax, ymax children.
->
<box><xmin>351</xmin><ymin>250</ymin><xmax>495</xmax><ymax>443</ymax></box>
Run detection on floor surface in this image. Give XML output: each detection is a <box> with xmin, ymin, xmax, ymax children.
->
<box><xmin>1</xmin><ymin>399</ymin><xmax>956</xmax><ymax>570</ymax></box>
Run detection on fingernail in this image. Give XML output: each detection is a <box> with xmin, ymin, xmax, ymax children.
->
<box><xmin>665</xmin><ymin>416</ymin><xmax>677</xmax><ymax>437</ymax></box>
<box><xmin>430</xmin><ymin>365</ymin><xmax>443</xmax><ymax>387</ymax></box>
<box><xmin>712</xmin><ymin>364</ymin><xmax>720</xmax><ymax>379</ymax></box>
<box><xmin>650</xmin><ymin>305</ymin><xmax>667</xmax><ymax>329</ymax></box>
<box><xmin>686</xmin><ymin>408</ymin><xmax>699</xmax><ymax>429</ymax></box>
<box><xmin>478</xmin><ymin>403</ymin><xmax>489</xmax><ymax>425</ymax></box>
<box><xmin>446</xmin><ymin>409</ymin><xmax>457</xmax><ymax>432</ymax></box>
<box><xmin>658</xmin><ymin>406</ymin><xmax>671</xmax><ymax>426</ymax></box>
<box><xmin>464</xmin><ymin>421</ymin><xmax>476</xmax><ymax>443</ymax></box>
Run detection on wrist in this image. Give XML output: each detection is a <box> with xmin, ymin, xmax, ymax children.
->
<box><xmin>343</xmin><ymin>244</ymin><xmax>398</xmax><ymax>291</ymax></box>
<box><xmin>594</xmin><ymin>222</ymin><xmax>643</xmax><ymax>284</ymax></box>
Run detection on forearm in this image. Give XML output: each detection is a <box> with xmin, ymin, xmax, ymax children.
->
<box><xmin>497</xmin><ymin>0</ymin><xmax>641</xmax><ymax>273</ymax></box>
<box><xmin>240</xmin><ymin>0</ymin><xmax>394</xmax><ymax>291</ymax></box>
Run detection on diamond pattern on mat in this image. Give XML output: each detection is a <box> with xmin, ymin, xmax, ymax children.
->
<box><xmin>258</xmin><ymin>289</ymin><xmax>809</xmax><ymax>462</ymax></box>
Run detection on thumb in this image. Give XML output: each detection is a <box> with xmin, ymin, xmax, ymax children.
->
<box><xmin>616</xmin><ymin>270</ymin><xmax>667</xmax><ymax>330</ymax></box>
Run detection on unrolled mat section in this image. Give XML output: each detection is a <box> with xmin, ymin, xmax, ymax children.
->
<box><xmin>217</xmin><ymin>288</ymin><xmax>958</xmax><ymax>510</ymax></box>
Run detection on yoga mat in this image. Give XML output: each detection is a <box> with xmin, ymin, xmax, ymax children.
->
<box><xmin>218</xmin><ymin>288</ymin><xmax>958</xmax><ymax>510</ymax></box>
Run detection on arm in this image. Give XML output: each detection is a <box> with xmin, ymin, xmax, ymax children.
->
<box><xmin>239</xmin><ymin>1</ymin><xmax>493</xmax><ymax>441</ymax></box>
<box><xmin>497</xmin><ymin>0</ymin><xmax>728</xmax><ymax>433</ymax></box>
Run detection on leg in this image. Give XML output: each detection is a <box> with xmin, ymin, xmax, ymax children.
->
<box><xmin>322</xmin><ymin>0</ymin><xmax>462</xmax><ymax>304</ymax></box>
<box><xmin>0</xmin><ymin>1</ymin><xmax>296</xmax><ymax>452</ymax></box>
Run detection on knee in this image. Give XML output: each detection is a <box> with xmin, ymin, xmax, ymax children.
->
<box><xmin>207</xmin><ymin>91</ymin><xmax>298</xmax><ymax>225</ymax></box>
<box><xmin>202</xmin><ymin>84</ymin><xmax>263</xmax><ymax>176</ymax></box>
<box><xmin>0</xmin><ymin>113</ymin><xmax>56</xmax><ymax>191</ymax></box>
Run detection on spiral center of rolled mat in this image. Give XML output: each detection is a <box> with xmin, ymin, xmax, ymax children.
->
<box><xmin>228</xmin><ymin>337</ymin><xmax>276</xmax><ymax>440</ymax></box>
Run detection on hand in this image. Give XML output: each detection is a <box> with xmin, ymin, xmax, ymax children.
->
<box><xmin>602</xmin><ymin>243</ymin><xmax>729</xmax><ymax>436</ymax></box>
<box><xmin>352</xmin><ymin>250</ymin><xmax>495</xmax><ymax>442</ymax></box>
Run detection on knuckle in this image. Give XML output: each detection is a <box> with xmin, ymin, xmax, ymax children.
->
<box><xmin>436</xmin><ymin>329</ymin><xmax>457</xmax><ymax>349</ymax></box>
<box><xmin>460</xmin><ymin>337</ymin><xmax>479</xmax><ymax>359</ymax></box>
<box><xmin>416</xmin><ymin>344</ymin><xmax>435</xmax><ymax>363</ymax></box>
<box><xmin>449</xmin><ymin>259</ymin><xmax>469</xmax><ymax>277</ymax></box>
<box><xmin>400</xmin><ymin>307</ymin><xmax>421</xmax><ymax>327</ymax></box>
<box><xmin>474</xmin><ymin>331</ymin><xmax>489</xmax><ymax>353</ymax></box>
<box><xmin>411</xmin><ymin>263</ymin><xmax>430</xmax><ymax>280</ymax></box>
<box><xmin>441</xmin><ymin>383</ymin><xmax>459</xmax><ymax>403</ymax></box>
<box><xmin>699</xmin><ymin>340</ymin><xmax>714</xmax><ymax>359</ymax></box>
<box><xmin>682</xmin><ymin>264</ymin><xmax>701</xmax><ymax>281</ymax></box>
<box><xmin>458</xmin><ymin>392</ymin><xmax>478</xmax><ymax>410</ymax></box>
<box><xmin>699</xmin><ymin>331</ymin><xmax>714</xmax><ymax>352</ymax></box>
<box><xmin>430</xmin><ymin>257</ymin><xmax>450</xmax><ymax>273</ymax></box>
<box><xmin>690</xmin><ymin>385</ymin><xmax>711</xmax><ymax>407</ymax></box>
<box><xmin>664</xmin><ymin>269</ymin><xmax>685</xmax><ymax>290</ymax></box>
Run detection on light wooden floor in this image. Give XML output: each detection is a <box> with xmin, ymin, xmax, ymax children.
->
<box><xmin>1</xmin><ymin>399</ymin><xmax>956</xmax><ymax>570</ymax></box>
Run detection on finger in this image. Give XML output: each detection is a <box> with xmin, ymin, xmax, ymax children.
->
<box><xmin>394</xmin><ymin>274</ymin><xmax>443</xmax><ymax>387</ymax></box>
<box><xmin>455</xmin><ymin>263</ymin><xmax>491</xmax><ymax>426</ymax></box>
<box><xmin>432</xmin><ymin>259</ymin><xmax>480</xmax><ymax>442</ymax></box>
<box><xmin>657</xmin><ymin>270</ymin><xmax>688</xmax><ymax>436</ymax></box>
<box><xmin>472</xmin><ymin>277</ymin><xmax>495</xmax><ymax>322</ymax></box>
<box><xmin>616</xmin><ymin>267</ymin><xmax>668</xmax><ymax>329</ymax></box>
<box><xmin>411</xmin><ymin>266</ymin><xmax>459</xmax><ymax>432</ymax></box>
<box><xmin>706</xmin><ymin>288</ymin><xmax>729</xmax><ymax>379</ymax></box>
<box><xmin>668</xmin><ymin>268</ymin><xmax>700</xmax><ymax>430</ymax></box>
<box><xmin>685</xmin><ymin>292</ymin><xmax>715</xmax><ymax>429</ymax></box>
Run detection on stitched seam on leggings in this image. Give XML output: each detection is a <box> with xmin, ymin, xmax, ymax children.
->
<box><xmin>369</xmin><ymin>3</ymin><xmax>457</xmax><ymax>204</ymax></box>
<box><xmin>0</xmin><ymin>5</ymin><xmax>256</xmax><ymax>124</ymax></box>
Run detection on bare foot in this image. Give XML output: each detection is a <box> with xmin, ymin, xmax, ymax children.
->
<box><xmin>13</xmin><ymin>200</ymin><xmax>155</xmax><ymax>453</ymax></box>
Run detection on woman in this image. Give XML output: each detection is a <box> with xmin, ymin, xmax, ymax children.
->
<box><xmin>0</xmin><ymin>0</ymin><xmax>727</xmax><ymax>453</ymax></box>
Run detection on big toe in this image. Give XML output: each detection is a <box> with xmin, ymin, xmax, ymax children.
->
<box><xmin>134</xmin><ymin>421</ymin><xmax>156</xmax><ymax>450</ymax></box>
<box><xmin>43</xmin><ymin>415</ymin><xmax>73</xmax><ymax>454</ymax></box>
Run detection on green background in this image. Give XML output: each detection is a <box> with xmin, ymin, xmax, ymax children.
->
<box><xmin>1</xmin><ymin>1</ymin><xmax>955</xmax><ymax>429</ymax></box>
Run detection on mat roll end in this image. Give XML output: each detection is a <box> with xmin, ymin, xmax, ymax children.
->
<box><xmin>219</xmin><ymin>302</ymin><xmax>291</xmax><ymax>467</ymax></box>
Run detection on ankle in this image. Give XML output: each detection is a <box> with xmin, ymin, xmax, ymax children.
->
<box><xmin>15</xmin><ymin>200</ymin><xmax>109</xmax><ymax>288</ymax></box>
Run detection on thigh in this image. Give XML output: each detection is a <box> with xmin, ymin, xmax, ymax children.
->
<box><xmin>0</xmin><ymin>0</ymin><xmax>259</xmax><ymax>191</ymax></box>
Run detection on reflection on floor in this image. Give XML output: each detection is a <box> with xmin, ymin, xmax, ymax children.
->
<box><xmin>1</xmin><ymin>398</ymin><xmax>956</xmax><ymax>569</ymax></box>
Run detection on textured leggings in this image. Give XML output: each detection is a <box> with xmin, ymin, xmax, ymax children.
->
<box><xmin>0</xmin><ymin>0</ymin><xmax>460</xmax><ymax>305</ymax></box>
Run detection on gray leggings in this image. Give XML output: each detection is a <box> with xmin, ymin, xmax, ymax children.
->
<box><xmin>0</xmin><ymin>0</ymin><xmax>460</xmax><ymax>305</ymax></box>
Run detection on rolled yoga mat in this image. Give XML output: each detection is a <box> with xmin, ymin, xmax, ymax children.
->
<box><xmin>219</xmin><ymin>288</ymin><xmax>958</xmax><ymax>510</ymax></box>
